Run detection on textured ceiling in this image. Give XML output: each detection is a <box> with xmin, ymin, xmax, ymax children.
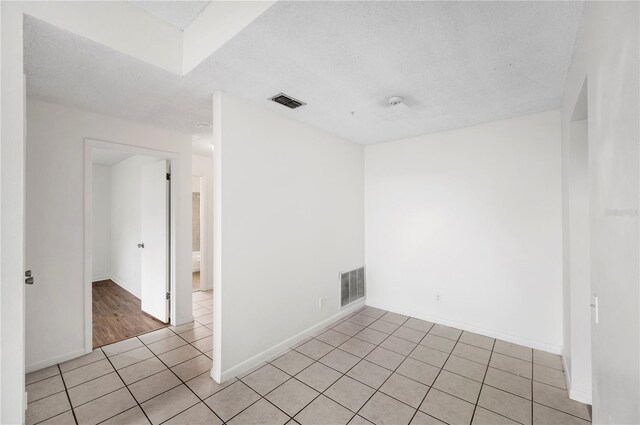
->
<box><xmin>24</xmin><ymin>1</ymin><xmax>584</xmax><ymax>145</ymax></box>
<box><xmin>128</xmin><ymin>1</ymin><xmax>211</xmax><ymax>30</ymax></box>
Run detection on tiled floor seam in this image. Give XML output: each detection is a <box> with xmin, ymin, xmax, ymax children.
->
<box><xmin>229</xmin><ymin>376</ymin><xmax>295</xmax><ymax>423</ymax></box>
<box><xmin>349</xmin><ymin>316</ymin><xmax>414</xmax><ymax>421</ymax></box>
<box><xmin>100</xmin><ymin>345</ymin><xmax>155</xmax><ymax>425</ymax></box>
<box><xmin>255</xmin><ymin>351</ymin><xmax>348</xmax><ymax>419</ymax></box>
<box><xmin>136</xmin><ymin>333</ymin><xmax>225</xmax><ymax>424</ymax></box>
<box><xmin>298</xmin><ymin>340</ymin><xmax>435</xmax><ymax>400</ymax></box>
<box><xmin>531</xmin><ymin>351</ymin><xmax>534</xmax><ymax>425</ymax></box>
<box><xmin>58</xmin><ymin>349</ymin><xmax>105</xmax><ymax>373</ymax></box>
<box><xmin>55</xmin><ymin>364</ymin><xmax>78</xmax><ymax>425</ymax></box>
<box><xmin>266</xmin><ymin>315</ymin><xmax>414</xmax><ymax>421</ymax></box>
<box><xmin>292</xmin><ymin>326</ymin><xmax>473</xmax><ymax>408</ymax></box>
<box><xmin>245</xmin><ymin>308</ymin><xmax>584</xmax><ymax>424</ymax></box>
<box><xmin>88</xmin><ymin>350</ymin><xmax>204</xmax><ymax>423</ymax></box>
<box><xmin>29</xmin><ymin>304</ymin><xmax>588</xmax><ymax>425</ymax></box>
<box><xmin>406</xmin><ymin>325</ymin><xmax>464</xmax><ymax>425</ymax></box>
<box><xmin>469</xmin><ymin>338</ymin><xmax>496</xmax><ymax>425</ymax></box>
<box><xmin>94</xmin><ymin>324</ymin><xmax>170</xmax><ymax>351</ymax></box>
<box><xmin>27</xmin><ymin>388</ymin><xmax>67</xmax><ymax>405</ymax></box>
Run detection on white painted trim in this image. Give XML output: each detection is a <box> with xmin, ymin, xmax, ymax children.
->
<box><xmin>191</xmin><ymin>175</ymin><xmax>208</xmax><ymax>290</ymax></box>
<box><xmin>562</xmin><ymin>354</ymin><xmax>572</xmax><ymax>393</ymax></box>
<box><xmin>25</xmin><ymin>348</ymin><xmax>86</xmax><ymax>374</ymax></box>
<box><xmin>91</xmin><ymin>275</ymin><xmax>111</xmax><ymax>282</ymax></box>
<box><xmin>219</xmin><ymin>299</ymin><xmax>366</xmax><ymax>382</ymax></box>
<box><xmin>366</xmin><ymin>301</ymin><xmax>563</xmax><ymax>355</ymax></box>
<box><xmin>569</xmin><ymin>387</ymin><xmax>593</xmax><ymax>405</ymax></box>
<box><xmin>84</xmin><ymin>138</ymin><xmax>180</xmax><ymax>355</ymax></box>
<box><xmin>211</xmin><ymin>91</ymin><xmax>223</xmax><ymax>383</ymax></box>
<box><xmin>563</xmin><ymin>352</ymin><xmax>592</xmax><ymax>405</ymax></box>
<box><xmin>109</xmin><ymin>275</ymin><xmax>140</xmax><ymax>300</ymax></box>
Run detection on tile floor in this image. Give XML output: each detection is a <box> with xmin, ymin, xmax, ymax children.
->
<box><xmin>26</xmin><ymin>303</ymin><xmax>591</xmax><ymax>425</ymax></box>
<box><xmin>192</xmin><ymin>272</ymin><xmax>201</xmax><ymax>292</ymax></box>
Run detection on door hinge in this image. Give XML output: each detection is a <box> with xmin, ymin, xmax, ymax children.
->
<box><xmin>166</xmin><ymin>173</ymin><xmax>171</xmax><ymax>181</ymax></box>
<box><xmin>166</xmin><ymin>292</ymin><xmax>171</xmax><ymax>300</ymax></box>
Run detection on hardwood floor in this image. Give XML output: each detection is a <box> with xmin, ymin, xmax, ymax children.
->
<box><xmin>92</xmin><ymin>280</ymin><xmax>167</xmax><ymax>348</ymax></box>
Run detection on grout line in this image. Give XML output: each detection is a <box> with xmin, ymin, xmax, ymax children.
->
<box><xmin>353</xmin><ymin>317</ymin><xmax>421</xmax><ymax>417</ymax></box>
<box><xmin>233</xmin><ymin>313</ymin><xmax>408</xmax><ymax>423</ymax></box>
<box><xmin>406</xmin><ymin>326</ymin><xmax>464</xmax><ymax>425</ymax></box>
<box><xmin>25</xmin><ymin>371</ymin><xmax>63</xmax><ymax>387</ymax></box>
<box><xmin>531</xmin><ymin>350</ymin><xmax>535</xmax><ymax>425</ymax></box>
<box><xmin>32</xmin><ymin>305</ymin><xmax>588</xmax><ymax>425</ymax></box>
<box><xmin>289</xmin><ymin>323</ymin><xmax>468</xmax><ymax>409</ymax></box>
<box><xmin>56</xmin><ymin>364</ymin><xmax>79</xmax><ymax>425</ymax></box>
<box><xmin>98</xmin><ymin>340</ymin><xmax>155</xmax><ymax>425</ymax></box>
<box><xmin>94</xmin><ymin>324</ymin><xmax>170</xmax><ymax>351</ymax></box>
<box><xmin>469</xmin><ymin>337</ymin><xmax>496</xmax><ymax>424</ymax></box>
<box><xmin>136</xmin><ymin>332</ymin><xmax>224</xmax><ymax>424</ymax></box>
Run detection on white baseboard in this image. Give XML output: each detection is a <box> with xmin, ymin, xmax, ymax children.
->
<box><xmin>91</xmin><ymin>275</ymin><xmax>110</xmax><ymax>282</ymax></box>
<box><xmin>174</xmin><ymin>314</ymin><xmax>195</xmax><ymax>327</ymax></box>
<box><xmin>366</xmin><ymin>300</ymin><xmax>563</xmax><ymax>355</ymax></box>
<box><xmin>26</xmin><ymin>347</ymin><xmax>87</xmax><ymax>374</ymax></box>
<box><xmin>569</xmin><ymin>387</ymin><xmax>592</xmax><ymax>405</ymax></box>
<box><xmin>220</xmin><ymin>300</ymin><xmax>366</xmax><ymax>382</ymax></box>
<box><xmin>110</xmin><ymin>275</ymin><xmax>141</xmax><ymax>299</ymax></box>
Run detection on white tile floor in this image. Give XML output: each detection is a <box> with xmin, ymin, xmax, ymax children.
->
<box><xmin>25</xmin><ymin>290</ymin><xmax>214</xmax><ymax>425</ymax></box>
<box><xmin>25</xmin><ymin>301</ymin><xmax>591</xmax><ymax>425</ymax></box>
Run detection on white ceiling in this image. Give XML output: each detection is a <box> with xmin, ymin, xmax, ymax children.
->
<box><xmin>24</xmin><ymin>1</ymin><xmax>584</xmax><ymax>145</ymax></box>
<box><xmin>128</xmin><ymin>1</ymin><xmax>211</xmax><ymax>31</ymax></box>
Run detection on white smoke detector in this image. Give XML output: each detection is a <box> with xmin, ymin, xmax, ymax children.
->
<box><xmin>387</xmin><ymin>96</ymin><xmax>405</xmax><ymax>106</ymax></box>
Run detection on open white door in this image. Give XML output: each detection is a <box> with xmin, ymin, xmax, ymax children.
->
<box><xmin>140</xmin><ymin>159</ymin><xmax>170</xmax><ymax>322</ymax></box>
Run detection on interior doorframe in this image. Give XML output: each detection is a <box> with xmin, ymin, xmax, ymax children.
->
<box><xmin>83</xmin><ymin>138</ymin><xmax>179</xmax><ymax>353</ymax></box>
<box><xmin>193</xmin><ymin>174</ymin><xmax>207</xmax><ymax>292</ymax></box>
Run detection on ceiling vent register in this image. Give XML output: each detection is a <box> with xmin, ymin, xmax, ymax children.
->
<box><xmin>269</xmin><ymin>93</ymin><xmax>306</xmax><ymax>109</ymax></box>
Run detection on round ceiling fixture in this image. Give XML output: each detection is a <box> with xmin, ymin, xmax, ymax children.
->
<box><xmin>387</xmin><ymin>96</ymin><xmax>404</xmax><ymax>106</ymax></box>
<box><xmin>195</xmin><ymin>123</ymin><xmax>211</xmax><ymax>129</ymax></box>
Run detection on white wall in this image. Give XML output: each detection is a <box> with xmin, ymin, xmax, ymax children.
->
<box><xmin>214</xmin><ymin>92</ymin><xmax>364</xmax><ymax>379</ymax></box>
<box><xmin>25</xmin><ymin>99</ymin><xmax>193</xmax><ymax>371</ymax></box>
<box><xmin>192</xmin><ymin>175</ymin><xmax>201</xmax><ymax>193</ymax></box>
<box><xmin>365</xmin><ymin>110</ymin><xmax>563</xmax><ymax>352</ymax></box>
<box><xmin>92</xmin><ymin>164</ymin><xmax>111</xmax><ymax>281</ymax></box>
<box><xmin>0</xmin><ymin>2</ymin><xmax>26</xmax><ymax>422</ymax></box>
<box><xmin>192</xmin><ymin>155</ymin><xmax>213</xmax><ymax>290</ymax></box>
<box><xmin>110</xmin><ymin>155</ymin><xmax>160</xmax><ymax>298</ymax></box>
<box><xmin>561</xmin><ymin>2</ymin><xmax>639</xmax><ymax>421</ymax></box>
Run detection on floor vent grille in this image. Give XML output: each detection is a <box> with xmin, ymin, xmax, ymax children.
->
<box><xmin>341</xmin><ymin>267</ymin><xmax>365</xmax><ymax>308</ymax></box>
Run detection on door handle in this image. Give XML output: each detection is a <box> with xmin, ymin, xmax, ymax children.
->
<box><xmin>25</xmin><ymin>270</ymin><xmax>34</xmax><ymax>285</ymax></box>
<box><xmin>137</xmin><ymin>243</ymin><xmax>145</xmax><ymax>248</ymax></box>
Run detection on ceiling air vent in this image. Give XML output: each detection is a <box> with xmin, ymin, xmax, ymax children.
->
<box><xmin>269</xmin><ymin>93</ymin><xmax>306</xmax><ymax>109</ymax></box>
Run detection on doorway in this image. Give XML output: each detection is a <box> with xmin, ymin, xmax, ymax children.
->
<box><xmin>192</xmin><ymin>175</ymin><xmax>204</xmax><ymax>292</ymax></box>
<box><xmin>86</xmin><ymin>140</ymin><xmax>177</xmax><ymax>350</ymax></box>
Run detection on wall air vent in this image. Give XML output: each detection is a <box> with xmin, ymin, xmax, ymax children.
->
<box><xmin>340</xmin><ymin>267</ymin><xmax>365</xmax><ymax>308</ymax></box>
<box><xmin>269</xmin><ymin>93</ymin><xmax>306</xmax><ymax>109</ymax></box>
